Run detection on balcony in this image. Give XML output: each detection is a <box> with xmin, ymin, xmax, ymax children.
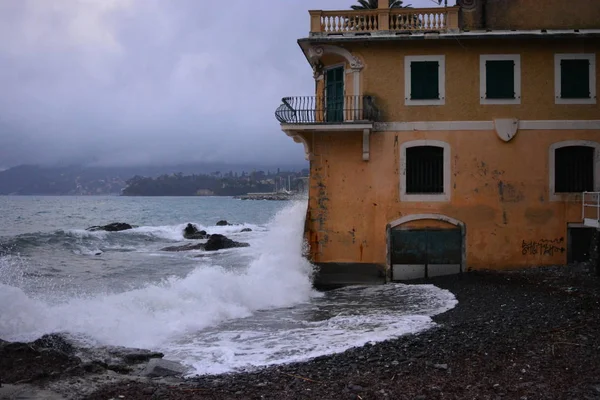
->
<box><xmin>275</xmin><ymin>95</ymin><xmax>380</xmax><ymax>125</ymax></box>
<box><xmin>309</xmin><ymin>6</ymin><xmax>460</xmax><ymax>36</ymax></box>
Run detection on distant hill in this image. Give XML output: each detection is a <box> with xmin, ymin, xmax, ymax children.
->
<box><xmin>0</xmin><ymin>163</ymin><xmax>308</xmax><ymax>195</ymax></box>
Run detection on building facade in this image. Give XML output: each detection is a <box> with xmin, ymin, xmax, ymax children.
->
<box><xmin>276</xmin><ymin>0</ymin><xmax>600</xmax><ymax>288</ymax></box>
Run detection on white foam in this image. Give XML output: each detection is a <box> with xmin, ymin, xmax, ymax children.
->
<box><xmin>0</xmin><ymin>201</ymin><xmax>317</xmax><ymax>350</ymax></box>
<box><xmin>176</xmin><ymin>284</ymin><xmax>457</xmax><ymax>375</ymax></box>
<box><xmin>0</xmin><ymin>201</ymin><xmax>458</xmax><ymax>376</ymax></box>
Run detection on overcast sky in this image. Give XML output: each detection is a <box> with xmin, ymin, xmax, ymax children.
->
<box><xmin>0</xmin><ymin>0</ymin><xmax>450</xmax><ymax>169</ymax></box>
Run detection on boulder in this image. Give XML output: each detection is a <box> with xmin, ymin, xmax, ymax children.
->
<box><xmin>241</xmin><ymin>228</ymin><xmax>252</xmax><ymax>232</ymax></box>
<box><xmin>105</xmin><ymin>347</ymin><xmax>164</xmax><ymax>365</ymax></box>
<box><xmin>183</xmin><ymin>223</ymin><xmax>208</xmax><ymax>240</ymax></box>
<box><xmin>216</xmin><ymin>220</ymin><xmax>231</xmax><ymax>226</ymax></box>
<box><xmin>204</xmin><ymin>234</ymin><xmax>249</xmax><ymax>251</ymax></box>
<box><xmin>86</xmin><ymin>222</ymin><xmax>134</xmax><ymax>232</ymax></box>
<box><xmin>32</xmin><ymin>333</ymin><xmax>74</xmax><ymax>355</ymax></box>
<box><xmin>161</xmin><ymin>234</ymin><xmax>249</xmax><ymax>252</ymax></box>
<box><xmin>141</xmin><ymin>358</ymin><xmax>189</xmax><ymax>378</ymax></box>
<box><xmin>161</xmin><ymin>243</ymin><xmax>205</xmax><ymax>252</ymax></box>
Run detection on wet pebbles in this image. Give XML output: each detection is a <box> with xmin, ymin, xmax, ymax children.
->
<box><xmin>6</xmin><ymin>265</ymin><xmax>600</xmax><ymax>399</ymax></box>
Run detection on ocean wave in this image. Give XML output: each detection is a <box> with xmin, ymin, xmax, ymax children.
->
<box><xmin>0</xmin><ymin>200</ymin><xmax>458</xmax><ymax>376</ymax></box>
<box><xmin>174</xmin><ymin>283</ymin><xmax>457</xmax><ymax>375</ymax></box>
<box><xmin>0</xmin><ymin>222</ymin><xmax>265</xmax><ymax>256</ymax></box>
<box><xmin>0</xmin><ymin>202</ymin><xmax>317</xmax><ymax>351</ymax></box>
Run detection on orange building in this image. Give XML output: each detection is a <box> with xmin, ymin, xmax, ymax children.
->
<box><xmin>275</xmin><ymin>0</ymin><xmax>600</xmax><ymax>288</ymax></box>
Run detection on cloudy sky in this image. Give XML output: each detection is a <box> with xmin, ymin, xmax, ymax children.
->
<box><xmin>0</xmin><ymin>0</ymin><xmax>450</xmax><ymax>168</ymax></box>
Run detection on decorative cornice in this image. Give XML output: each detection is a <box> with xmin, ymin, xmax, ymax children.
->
<box><xmin>306</xmin><ymin>44</ymin><xmax>364</xmax><ymax>74</ymax></box>
<box><xmin>374</xmin><ymin>120</ymin><xmax>600</xmax><ymax>131</ymax></box>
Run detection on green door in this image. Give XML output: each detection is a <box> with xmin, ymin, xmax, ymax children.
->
<box><xmin>326</xmin><ymin>67</ymin><xmax>344</xmax><ymax>123</ymax></box>
<box><xmin>391</xmin><ymin>228</ymin><xmax>462</xmax><ymax>280</ymax></box>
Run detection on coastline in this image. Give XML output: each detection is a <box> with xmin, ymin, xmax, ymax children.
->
<box><xmin>3</xmin><ymin>264</ymin><xmax>600</xmax><ymax>399</ymax></box>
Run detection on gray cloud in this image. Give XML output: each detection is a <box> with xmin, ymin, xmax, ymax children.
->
<box><xmin>0</xmin><ymin>0</ymin><xmax>449</xmax><ymax>168</ymax></box>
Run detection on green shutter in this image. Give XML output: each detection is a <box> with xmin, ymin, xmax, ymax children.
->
<box><xmin>560</xmin><ymin>59</ymin><xmax>590</xmax><ymax>99</ymax></box>
<box><xmin>411</xmin><ymin>61</ymin><xmax>439</xmax><ymax>100</ymax></box>
<box><xmin>326</xmin><ymin>67</ymin><xmax>344</xmax><ymax>123</ymax></box>
<box><xmin>485</xmin><ymin>60</ymin><xmax>515</xmax><ymax>99</ymax></box>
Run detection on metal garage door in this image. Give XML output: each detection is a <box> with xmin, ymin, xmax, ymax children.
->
<box><xmin>567</xmin><ymin>227</ymin><xmax>595</xmax><ymax>264</ymax></box>
<box><xmin>391</xmin><ymin>228</ymin><xmax>462</xmax><ymax>280</ymax></box>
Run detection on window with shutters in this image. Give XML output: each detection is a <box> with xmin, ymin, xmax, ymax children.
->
<box><xmin>555</xmin><ymin>54</ymin><xmax>596</xmax><ymax>105</ymax></box>
<box><xmin>480</xmin><ymin>55</ymin><xmax>521</xmax><ymax>105</ymax></box>
<box><xmin>405</xmin><ymin>55</ymin><xmax>445</xmax><ymax>106</ymax></box>
<box><xmin>400</xmin><ymin>140</ymin><xmax>451</xmax><ymax>202</ymax></box>
<box><xmin>549</xmin><ymin>141</ymin><xmax>600</xmax><ymax>201</ymax></box>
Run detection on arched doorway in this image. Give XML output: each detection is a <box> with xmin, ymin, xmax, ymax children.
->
<box><xmin>387</xmin><ymin>214</ymin><xmax>466</xmax><ymax>281</ymax></box>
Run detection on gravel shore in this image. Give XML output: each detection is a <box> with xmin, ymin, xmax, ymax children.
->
<box><xmin>3</xmin><ymin>265</ymin><xmax>600</xmax><ymax>399</ymax></box>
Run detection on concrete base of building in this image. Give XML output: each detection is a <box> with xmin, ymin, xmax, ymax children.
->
<box><xmin>312</xmin><ymin>262</ymin><xmax>387</xmax><ymax>290</ymax></box>
<box><xmin>391</xmin><ymin>263</ymin><xmax>463</xmax><ymax>281</ymax></box>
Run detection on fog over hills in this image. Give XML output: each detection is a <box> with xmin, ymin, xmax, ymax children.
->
<box><xmin>0</xmin><ymin>162</ymin><xmax>308</xmax><ymax>195</ymax></box>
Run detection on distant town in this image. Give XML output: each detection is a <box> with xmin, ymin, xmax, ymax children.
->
<box><xmin>0</xmin><ymin>164</ymin><xmax>309</xmax><ymax>196</ymax></box>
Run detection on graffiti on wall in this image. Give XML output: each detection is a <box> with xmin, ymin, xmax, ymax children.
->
<box><xmin>522</xmin><ymin>238</ymin><xmax>566</xmax><ymax>256</ymax></box>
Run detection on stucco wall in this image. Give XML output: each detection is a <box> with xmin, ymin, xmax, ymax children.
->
<box><xmin>302</xmin><ymin>129</ymin><xmax>599</xmax><ymax>271</ymax></box>
<box><xmin>459</xmin><ymin>0</ymin><xmax>600</xmax><ymax>30</ymax></box>
<box><xmin>316</xmin><ymin>38</ymin><xmax>599</xmax><ymax>122</ymax></box>
<box><xmin>484</xmin><ymin>0</ymin><xmax>600</xmax><ymax>30</ymax></box>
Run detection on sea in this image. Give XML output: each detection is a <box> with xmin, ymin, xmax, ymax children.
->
<box><xmin>0</xmin><ymin>196</ymin><xmax>457</xmax><ymax>376</ymax></box>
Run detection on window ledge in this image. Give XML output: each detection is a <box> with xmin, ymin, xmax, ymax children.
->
<box><xmin>555</xmin><ymin>97</ymin><xmax>597</xmax><ymax>105</ymax></box>
<box><xmin>400</xmin><ymin>193</ymin><xmax>450</xmax><ymax>202</ymax></box>
<box><xmin>550</xmin><ymin>192</ymin><xmax>586</xmax><ymax>202</ymax></box>
<box><xmin>481</xmin><ymin>98</ymin><xmax>521</xmax><ymax>105</ymax></box>
<box><xmin>405</xmin><ymin>98</ymin><xmax>445</xmax><ymax>106</ymax></box>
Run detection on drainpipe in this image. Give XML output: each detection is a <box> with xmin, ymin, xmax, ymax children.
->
<box><xmin>481</xmin><ymin>0</ymin><xmax>487</xmax><ymax>30</ymax></box>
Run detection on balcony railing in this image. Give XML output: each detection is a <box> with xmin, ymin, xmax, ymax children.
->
<box><xmin>582</xmin><ymin>192</ymin><xmax>600</xmax><ymax>228</ymax></box>
<box><xmin>309</xmin><ymin>7</ymin><xmax>459</xmax><ymax>35</ymax></box>
<box><xmin>275</xmin><ymin>95</ymin><xmax>380</xmax><ymax>125</ymax></box>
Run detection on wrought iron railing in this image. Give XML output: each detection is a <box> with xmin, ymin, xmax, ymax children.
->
<box><xmin>275</xmin><ymin>95</ymin><xmax>380</xmax><ymax>124</ymax></box>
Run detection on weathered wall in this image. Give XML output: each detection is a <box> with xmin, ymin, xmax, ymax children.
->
<box><xmin>302</xmin><ymin>128</ymin><xmax>599</xmax><ymax>271</ymax></box>
<box><xmin>316</xmin><ymin>38</ymin><xmax>600</xmax><ymax>122</ymax></box>
<box><xmin>459</xmin><ymin>0</ymin><xmax>600</xmax><ymax>30</ymax></box>
<box><xmin>299</xmin><ymin>35</ymin><xmax>600</xmax><ymax>274</ymax></box>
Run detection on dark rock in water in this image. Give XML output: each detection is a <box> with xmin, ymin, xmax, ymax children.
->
<box><xmin>142</xmin><ymin>359</ymin><xmax>189</xmax><ymax>378</ymax></box>
<box><xmin>33</xmin><ymin>333</ymin><xmax>75</xmax><ymax>355</ymax></box>
<box><xmin>105</xmin><ymin>347</ymin><xmax>164</xmax><ymax>365</ymax></box>
<box><xmin>241</xmin><ymin>228</ymin><xmax>253</xmax><ymax>232</ymax></box>
<box><xmin>107</xmin><ymin>364</ymin><xmax>133</xmax><ymax>374</ymax></box>
<box><xmin>83</xmin><ymin>361</ymin><xmax>107</xmax><ymax>374</ymax></box>
<box><xmin>161</xmin><ymin>243</ymin><xmax>206</xmax><ymax>252</ymax></box>
<box><xmin>86</xmin><ymin>222</ymin><xmax>134</xmax><ymax>232</ymax></box>
<box><xmin>183</xmin><ymin>223</ymin><xmax>208</xmax><ymax>240</ymax></box>
<box><xmin>0</xmin><ymin>339</ymin><xmax>81</xmax><ymax>384</ymax></box>
<box><xmin>204</xmin><ymin>234</ymin><xmax>249</xmax><ymax>251</ymax></box>
<box><xmin>161</xmin><ymin>234</ymin><xmax>248</xmax><ymax>252</ymax></box>
<box><xmin>216</xmin><ymin>220</ymin><xmax>231</xmax><ymax>226</ymax></box>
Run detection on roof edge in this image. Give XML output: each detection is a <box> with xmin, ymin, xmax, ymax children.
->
<box><xmin>298</xmin><ymin>29</ymin><xmax>600</xmax><ymax>43</ymax></box>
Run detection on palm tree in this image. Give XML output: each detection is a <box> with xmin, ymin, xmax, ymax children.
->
<box><xmin>350</xmin><ymin>0</ymin><xmax>443</xmax><ymax>8</ymax></box>
<box><xmin>351</xmin><ymin>0</ymin><xmax>410</xmax><ymax>9</ymax></box>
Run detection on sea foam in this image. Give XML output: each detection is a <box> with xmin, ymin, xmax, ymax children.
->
<box><xmin>0</xmin><ymin>201</ymin><xmax>317</xmax><ymax>349</ymax></box>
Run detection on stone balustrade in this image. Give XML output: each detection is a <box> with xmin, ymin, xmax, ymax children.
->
<box><xmin>309</xmin><ymin>7</ymin><xmax>459</xmax><ymax>35</ymax></box>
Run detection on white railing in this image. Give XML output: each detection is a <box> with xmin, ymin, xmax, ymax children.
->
<box><xmin>309</xmin><ymin>7</ymin><xmax>460</xmax><ymax>35</ymax></box>
<box><xmin>582</xmin><ymin>192</ymin><xmax>600</xmax><ymax>228</ymax></box>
